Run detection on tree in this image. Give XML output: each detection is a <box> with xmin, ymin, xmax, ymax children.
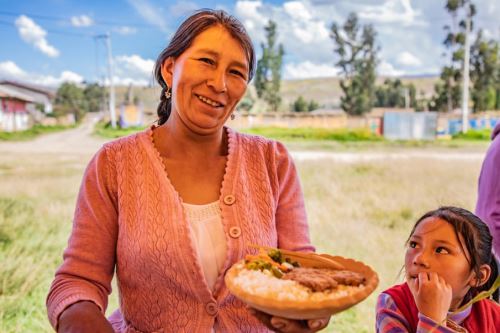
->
<box><xmin>432</xmin><ymin>0</ymin><xmax>476</xmax><ymax>112</ymax></box>
<box><xmin>470</xmin><ymin>30</ymin><xmax>499</xmax><ymax>112</ymax></box>
<box><xmin>255</xmin><ymin>20</ymin><xmax>285</xmax><ymax>112</ymax></box>
<box><xmin>54</xmin><ymin>82</ymin><xmax>86</xmax><ymax>122</ymax></box>
<box><xmin>374</xmin><ymin>79</ymin><xmax>418</xmax><ymax>109</ymax></box>
<box><xmin>330</xmin><ymin>13</ymin><xmax>378</xmax><ymax>115</ymax></box>
<box><xmin>292</xmin><ymin>96</ymin><xmax>308</xmax><ymax>112</ymax></box>
<box><xmin>308</xmin><ymin>99</ymin><xmax>320</xmax><ymax>111</ymax></box>
<box><xmin>83</xmin><ymin>83</ymin><xmax>106</xmax><ymax>112</ymax></box>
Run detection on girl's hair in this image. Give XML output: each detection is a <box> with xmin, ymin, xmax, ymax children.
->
<box><xmin>153</xmin><ymin>9</ymin><xmax>256</xmax><ymax>125</ymax></box>
<box><xmin>407</xmin><ymin>206</ymin><xmax>499</xmax><ymax>301</ymax></box>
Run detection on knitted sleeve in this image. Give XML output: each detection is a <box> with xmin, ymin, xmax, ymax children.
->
<box><xmin>376</xmin><ymin>293</ymin><xmax>466</xmax><ymax>333</ymax></box>
<box><xmin>273</xmin><ymin>141</ymin><xmax>315</xmax><ymax>253</ymax></box>
<box><xmin>46</xmin><ymin>145</ymin><xmax>118</xmax><ymax>329</ymax></box>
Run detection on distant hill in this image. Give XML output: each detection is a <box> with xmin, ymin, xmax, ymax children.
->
<box><xmin>113</xmin><ymin>75</ymin><xmax>440</xmax><ymax>115</ymax></box>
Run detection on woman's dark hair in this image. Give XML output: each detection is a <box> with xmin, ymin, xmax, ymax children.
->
<box><xmin>407</xmin><ymin>206</ymin><xmax>499</xmax><ymax>301</ymax></box>
<box><xmin>153</xmin><ymin>9</ymin><xmax>256</xmax><ymax>125</ymax></box>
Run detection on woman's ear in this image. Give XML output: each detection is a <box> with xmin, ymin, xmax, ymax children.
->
<box><xmin>470</xmin><ymin>264</ymin><xmax>492</xmax><ymax>287</ymax></box>
<box><xmin>161</xmin><ymin>57</ymin><xmax>174</xmax><ymax>88</ymax></box>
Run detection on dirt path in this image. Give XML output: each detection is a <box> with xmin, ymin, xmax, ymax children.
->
<box><xmin>0</xmin><ymin>114</ymin><xmax>108</xmax><ymax>155</ymax></box>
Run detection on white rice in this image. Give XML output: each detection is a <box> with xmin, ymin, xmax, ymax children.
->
<box><xmin>232</xmin><ymin>263</ymin><xmax>364</xmax><ymax>302</ymax></box>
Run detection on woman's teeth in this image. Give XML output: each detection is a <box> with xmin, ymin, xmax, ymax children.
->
<box><xmin>197</xmin><ymin>95</ymin><xmax>222</xmax><ymax>107</ymax></box>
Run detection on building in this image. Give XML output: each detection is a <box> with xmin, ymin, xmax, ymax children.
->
<box><xmin>0</xmin><ymin>80</ymin><xmax>55</xmax><ymax>114</ymax></box>
<box><xmin>0</xmin><ymin>85</ymin><xmax>35</xmax><ymax>131</ymax></box>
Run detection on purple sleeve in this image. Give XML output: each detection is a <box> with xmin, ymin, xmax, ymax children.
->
<box><xmin>376</xmin><ymin>293</ymin><xmax>463</xmax><ymax>333</ymax></box>
<box><xmin>476</xmin><ymin>135</ymin><xmax>500</xmax><ymax>258</ymax></box>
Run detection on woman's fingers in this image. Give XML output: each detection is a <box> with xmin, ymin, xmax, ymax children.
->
<box><xmin>307</xmin><ymin>317</ymin><xmax>330</xmax><ymax>331</ymax></box>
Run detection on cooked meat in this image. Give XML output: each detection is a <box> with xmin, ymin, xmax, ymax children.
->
<box><xmin>323</xmin><ymin>270</ymin><xmax>365</xmax><ymax>286</ymax></box>
<box><xmin>282</xmin><ymin>267</ymin><xmax>338</xmax><ymax>292</ymax></box>
<box><xmin>282</xmin><ymin>267</ymin><xmax>365</xmax><ymax>292</ymax></box>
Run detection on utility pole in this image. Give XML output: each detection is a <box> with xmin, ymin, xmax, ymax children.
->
<box><xmin>95</xmin><ymin>33</ymin><xmax>117</xmax><ymax>128</ymax></box>
<box><xmin>461</xmin><ymin>11</ymin><xmax>471</xmax><ymax>133</ymax></box>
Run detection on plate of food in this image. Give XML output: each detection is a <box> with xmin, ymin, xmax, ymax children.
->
<box><xmin>224</xmin><ymin>245</ymin><xmax>379</xmax><ymax>319</ymax></box>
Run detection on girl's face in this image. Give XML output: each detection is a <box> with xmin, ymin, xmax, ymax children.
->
<box><xmin>161</xmin><ymin>25</ymin><xmax>249</xmax><ymax>135</ymax></box>
<box><xmin>405</xmin><ymin>217</ymin><xmax>476</xmax><ymax>309</ymax></box>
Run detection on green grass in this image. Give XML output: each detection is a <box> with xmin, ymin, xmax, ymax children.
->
<box><xmin>0</xmin><ymin>145</ymin><xmax>485</xmax><ymax>332</ymax></box>
<box><xmin>0</xmin><ymin>124</ymin><xmax>75</xmax><ymax>141</ymax></box>
<box><xmin>452</xmin><ymin>128</ymin><xmax>492</xmax><ymax>141</ymax></box>
<box><xmin>242</xmin><ymin>126</ymin><xmax>382</xmax><ymax>142</ymax></box>
<box><xmin>93</xmin><ymin>121</ymin><xmax>147</xmax><ymax>139</ymax></box>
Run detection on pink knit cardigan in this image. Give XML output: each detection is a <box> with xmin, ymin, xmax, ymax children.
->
<box><xmin>46</xmin><ymin>126</ymin><xmax>314</xmax><ymax>332</ymax></box>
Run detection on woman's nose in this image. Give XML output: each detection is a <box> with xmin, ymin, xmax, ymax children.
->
<box><xmin>207</xmin><ymin>70</ymin><xmax>227</xmax><ymax>93</ymax></box>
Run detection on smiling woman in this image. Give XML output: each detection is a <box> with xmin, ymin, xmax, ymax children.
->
<box><xmin>46</xmin><ymin>9</ymin><xmax>329</xmax><ymax>333</ymax></box>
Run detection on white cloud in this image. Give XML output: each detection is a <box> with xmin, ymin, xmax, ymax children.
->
<box><xmin>127</xmin><ymin>0</ymin><xmax>168</xmax><ymax>33</ymax></box>
<box><xmin>0</xmin><ymin>61</ymin><xmax>82</xmax><ymax>86</ymax></box>
<box><xmin>378</xmin><ymin>61</ymin><xmax>405</xmax><ymax>76</ymax></box>
<box><xmin>397</xmin><ymin>51</ymin><xmax>422</xmax><ymax>67</ymax></box>
<box><xmin>15</xmin><ymin>15</ymin><xmax>60</xmax><ymax>58</ymax></box>
<box><xmin>358</xmin><ymin>0</ymin><xmax>425</xmax><ymax>27</ymax></box>
<box><xmin>0</xmin><ymin>61</ymin><xmax>27</xmax><ymax>78</ymax></box>
<box><xmin>113</xmin><ymin>26</ymin><xmax>137</xmax><ymax>35</ymax></box>
<box><xmin>235</xmin><ymin>0</ymin><xmax>267</xmax><ymax>34</ymax></box>
<box><xmin>71</xmin><ymin>15</ymin><xmax>94</xmax><ymax>27</ymax></box>
<box><xmin>113</xmin><ymin>54</ymin><xmax>155</xmax><ymax>86</ymax></box>
<box><xmin>284</xmin><ymin>61</ymin><xmax>339</xmax><ymax>79</ymax></box>
<box><xmin>283</xmin><ymin>1</ymin><xmax>312</xmax><ymax>21</ymax></box>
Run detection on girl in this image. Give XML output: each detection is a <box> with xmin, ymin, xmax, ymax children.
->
<box><xmin>376</xmin><ymin>206</ymin><xmax>499</xmax><ymax>332</ymax></box>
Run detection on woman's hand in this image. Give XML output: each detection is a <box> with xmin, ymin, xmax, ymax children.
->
<box><xmin>58</xmin><ymin>301</ymin><xmax>114</xmax><ymax>333</ymax></box>
<box><xmin>249</xmin><ymin>308</ymin><xmax>330</xmax><ymax>332</ymax></box>
<box><xmin>407</xmin><ymin>272</ymin><xmax>452</xmax><ymax>324</ymax></box>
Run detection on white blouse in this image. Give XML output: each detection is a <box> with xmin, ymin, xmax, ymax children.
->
<box><xmin>182</xmin><ymin>201</ymin><xmax>228</xmax><ymax>291</ymax></box>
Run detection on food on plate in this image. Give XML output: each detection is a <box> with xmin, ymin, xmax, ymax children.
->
<box><xmin>225</xmin><ymin>247</ymin><xmax>379</xmax><ymax>319</ymax></box>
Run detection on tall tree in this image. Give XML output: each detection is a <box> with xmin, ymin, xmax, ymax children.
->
<box><xmin>255</xmin><ymin>20</ymin><xmax>284</xmax><ymax>112</ymax></box>
<box><xmin>432</xmin><ymin>0</ymin><xmax>476</xmax><ymax>112</ymax></box>
<box><xmin>54</xmin><ymin>82</ymin><xmax>86</xmax><ymax>122</ymax></box>
<box><xmin>470</xmin><ymin>30</ymin><xmax>499</xmax><ymax>112</ymax></box>
<box><xmin>330</xmin><ymin>13</ymin><xmax>378</xmax><ymax>115</ymax></box>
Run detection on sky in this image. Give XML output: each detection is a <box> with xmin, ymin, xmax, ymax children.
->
<box><xmin>0</xmin><ymin>0</ymin><xmax>499</xmax><ymax>87</ymax></box>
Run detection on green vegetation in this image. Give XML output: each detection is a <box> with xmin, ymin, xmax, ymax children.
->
<box><xmin>243</xmin><ymin>126</ymin><xmax>381</xmax><ymax>142</ymax></box>
<box><xmin>0</xmin><ymin>124</ymin><xmax>75</xmax><ymax>141</ymax></box>
<box><xmin>254</xmin><ymin>20</ymin><xmax>285</xmax><ymax>112</ymax></box>
<box><xmin>93</xmin><ymin>121</ymin><xmax>146</xmax><ymax>139</ymax></box>
<box><xmin>330</xmin><ymin>13</ymin><xmax>378</xmax><ymax>115</ymax></box>
<box><xmin>292</xmin><ymin>96</ymin><xmax>320</xmax><ymax>112</ymax></box>
<box><xmin>452</xmin><ymin>128</ymin><xmax>492</xmax><ymax>140</ymax></box>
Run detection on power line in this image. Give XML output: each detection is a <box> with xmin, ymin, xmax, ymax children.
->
<box><xmin>0</xmin><ymin>10</ymin><xmax>154</xmax><ymax>28</ymax></box>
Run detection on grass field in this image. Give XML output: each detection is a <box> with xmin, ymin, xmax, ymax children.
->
<box><xmin>0</xmin><ymin>142</ymin><xmax>487</xmax><ymax>332</ymax></box>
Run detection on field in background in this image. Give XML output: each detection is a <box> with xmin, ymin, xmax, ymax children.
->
<box><xmin>0</xmin><ymin>142</ymin><xmax>486</xmax><ymax>332</ymax></box>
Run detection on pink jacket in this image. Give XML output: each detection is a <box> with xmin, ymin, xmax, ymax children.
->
<box><xmin>46</xmin><ymin>126</ymin><xmax>314</xmax><ymax>332</ymax></box>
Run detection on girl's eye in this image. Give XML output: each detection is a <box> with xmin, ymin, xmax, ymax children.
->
<box><xmin>408</xmin><ymin>241</ymin><xmax>418</xmax><ymax>248</ymax></box>
<box><xmin>199</xmin><ymin>58</ymin><xmax>214</xmax><ymax>65</ymax></box>
<box><xmin>436</xmin><ymin>247</ymin><xmax>449</xmax><ymax>254</ymax></box>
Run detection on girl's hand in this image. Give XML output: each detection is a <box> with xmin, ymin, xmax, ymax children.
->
<box><xmin>407</xmin><ymin>272</ymin><xmax>452</xmax><ymax>324</ymax></box>
<box><xmin>58</xmin><ymin>301</ymin><xmax>114</xmax><ymax>333</ymax></box>
<box><xmin>249</xmin><ymin>308</ymin><xmax>330</xmax><ymax>332</ymax></box>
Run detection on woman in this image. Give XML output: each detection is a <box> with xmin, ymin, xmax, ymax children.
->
<box><xmin>47</xmin><ymin>9</ymin><xmax>329</xmax><ymax>333</ymax></box>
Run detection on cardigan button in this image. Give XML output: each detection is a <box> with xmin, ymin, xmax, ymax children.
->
<box><xmin>205</xmin><ymin>302</ymin><xmax>218</xmax><ymax>316</ymax></box>
<box><xmin>229</xmin><ymin>226</ymin><xmax>241</xmax><ymax>238</ymax></box>
<box><xmin>223</xmin><ymin>195</ymin><xmax>236</xmax><ymax>205</ymax></box>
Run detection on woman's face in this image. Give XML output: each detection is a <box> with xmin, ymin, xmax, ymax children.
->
<box><xmin>162</xmin><ymin>25</ymin><xmax>249</xmax><ymax>134</ymax></box>
<box><xmin>404</xmin><ymin>217</ymin><xmax>476</xmax><ymax>309</ymax></box>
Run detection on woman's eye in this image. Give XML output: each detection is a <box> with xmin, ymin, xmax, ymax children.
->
<box><xmin>230</xmin><ymin>69</ymin><xmax>245</xmax><ymax>78</ymax></box>
<box><xmin>436</xmin><ymin>247</ymin><xmax>449</xmax><ymax>254</ymax></box>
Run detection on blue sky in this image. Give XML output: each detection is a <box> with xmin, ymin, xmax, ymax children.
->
<box><xmin>1</xmin><ymin>0</ymin><xmax>499</xmax><ymax>86</ymax></box>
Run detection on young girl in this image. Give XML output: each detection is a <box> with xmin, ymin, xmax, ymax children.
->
<box><xmin>376</xmin><ymin>206</ymin><xmax>499</xmax><ymax>332</ymax></box>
